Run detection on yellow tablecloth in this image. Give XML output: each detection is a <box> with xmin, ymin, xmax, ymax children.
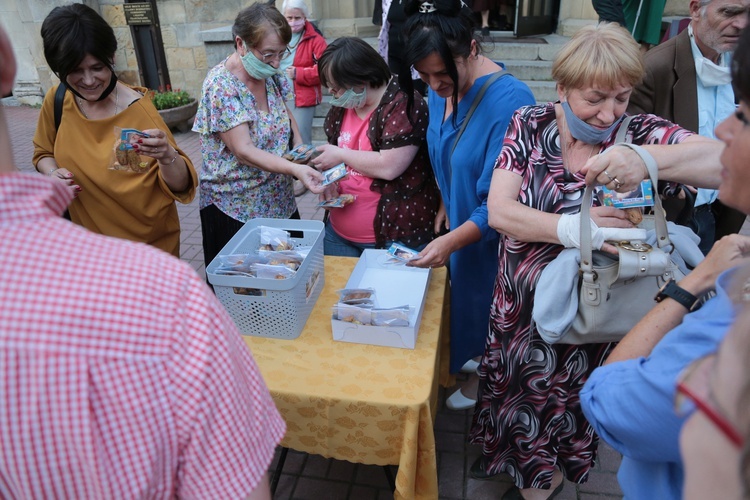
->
<box><xmin>244</xmin><ymin>256</ymin><xmax>447</xmax><ymax>500</ymax></box>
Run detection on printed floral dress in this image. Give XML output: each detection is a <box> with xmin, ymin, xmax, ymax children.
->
<box><xmin>469</xmin><ymin>102</ymin><xmax>693</xmax><ymax>489</ymax></box>
<box><xmin>193</xmin><ymin>59</ymin><xmax>296</xmax><ymax>221</ymax></box>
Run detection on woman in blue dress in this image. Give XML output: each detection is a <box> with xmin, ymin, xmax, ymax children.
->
<box><xmin>401</xmin><ymin>0</ymin><xmax>535</xmax><ymax>409</ymax></box>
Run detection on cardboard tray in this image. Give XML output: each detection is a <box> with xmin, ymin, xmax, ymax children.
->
<box><xmin>331</xmin><ymin>249</ymin><xmax>430</xmax><ymax>349</ymax></box>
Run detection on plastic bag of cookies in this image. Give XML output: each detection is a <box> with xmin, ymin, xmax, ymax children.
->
<box><xmin>110</xmin><ymin>127</ymin><xmax>150</xmax><ymax>173</ymax></box>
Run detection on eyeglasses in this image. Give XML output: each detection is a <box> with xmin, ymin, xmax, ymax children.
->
<box><xmin>253</xmin><ymin>47</ymin><xmax>292</xmax><ymax>63</ymax></box>
<box><xmin>674</xmin><ymin>354</ymin><xmax>744</xmax><ymax>448</ymax></box>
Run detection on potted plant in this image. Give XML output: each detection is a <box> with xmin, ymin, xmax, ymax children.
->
<box><xmin>151</xmin><ymin>85</ymin><xmax>198</xmax><ymax>132</ymax></box>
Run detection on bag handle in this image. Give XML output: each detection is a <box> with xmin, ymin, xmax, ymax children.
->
<box><xmin>615</xmin><ymin>143</ymin><xmax>671</xmax><ymax>247</ymax></box>
<box><xmin>580</xmin><ymin>143</ymin><xmax>671</xmax><ymax>274</ymax></box>
<box><xmin>614</xmin><ymin>114</ymin><xmax>633</xmax><ymax>144</ymax></box>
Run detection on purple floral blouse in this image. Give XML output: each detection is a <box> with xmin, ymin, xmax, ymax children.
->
<box><xmin>193</xmin><ymin>59</ymin><xmax>296</xmax><ymax>221</ymax></box>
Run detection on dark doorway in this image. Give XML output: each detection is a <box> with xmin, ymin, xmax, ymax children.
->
<box><xmin>515</xmin><ymin>0</ymin><xmax>559</xmax><ymax>37</ymax></box>
<box><xmin>125</xmin><ymin>0</ymin><xmax>171</xmax><ymax>91</ymax></box>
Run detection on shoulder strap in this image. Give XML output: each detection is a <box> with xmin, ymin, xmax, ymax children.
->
<box><xmin>54</xmin><ymin>83</ymin><xmax>66</xmax><ymax>132</ymax></box>
<box><xmin>450</xmin><ymin>71</ymin><xmax>511</xmax><ymax>159</ymax></box>
<box><xmin>614</xmin><ymin>114</ymin><xmax>635</xmax><ymax>144</ymax></box>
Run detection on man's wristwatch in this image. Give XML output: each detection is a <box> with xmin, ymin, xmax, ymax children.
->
<box><xmin>655</xmin><ymin>279</ymin><xmax>699</xmax><ymax>311</ymax></box>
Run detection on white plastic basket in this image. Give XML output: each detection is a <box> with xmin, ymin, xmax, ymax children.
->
<box><xmin>206</xmin><ymin>218</ymin><xmax>325</xmax><ymax>339</ymax></box>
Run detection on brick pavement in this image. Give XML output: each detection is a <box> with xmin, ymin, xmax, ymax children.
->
<box><xmin>3</xmin><ymin>100</ymin><xmax>673</xmax><ymax>500</ymax></box>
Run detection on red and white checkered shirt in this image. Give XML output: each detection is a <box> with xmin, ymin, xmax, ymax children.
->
<box><xmin>0</xmin><ymin>174</ymin><xmax>285</xmax><ymax>498</ymax></box>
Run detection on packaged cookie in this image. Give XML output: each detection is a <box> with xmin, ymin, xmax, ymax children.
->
<box><xmin>110</xmin><ymin>127</ymin><xmax>150</xmax><ymax>173</ymax></box>
<box><xmin>332</xmin><ymin>303</ymin><xmax>372</xmax><ymax>325</ymax></box>
<box><xmin>259</xmin><ymin>226</ymin><xmax>295</xmax><ymax>251</ymax></box>
<box><xmin>214</xmin><ymin>253</ymin><xmax>268</xmax><ymax>276</ymax></box>
<box><xmin>624</xmin><ymin>207</ymin><xmax>643</xmax><ymax>225</ymax></box>
<box><xmin>387</xmin><ymin>242</ymin><xmax>421</xmax><ymax>262</ymax></box>
<box><xmin>282</xmin><ymin>143</ymin><xmax>317</xmax><ymax>163</ymax></box>
<box><xmin>255</xmin><ymin>263</ymin><xmax>296</xmax><ymax>280</ymax></box>
<box><xmin>263</xmin><ymin>250</ymin><xmax>304</xmax><ymax>271</ymax></box>
<box><xmin>371</xmin><ymin>306</ymin><xmax>412</xmax><ymax>327</ymax></box>
<box><xmin>337</xmin><ymin>288</ymin><xmax>376</xmax><ymax>305</ymax></box>
<box><xmin>317</xmin><ymin>194</ymin><xmax>356</xmax><ymax>209</ymax></box>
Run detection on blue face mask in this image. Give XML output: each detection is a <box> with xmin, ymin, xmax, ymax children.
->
<box><xmin>561</xmin><ymin>101</ymin><xmax>624</xmax><ymax>144</ymax></box>
<box><xmin>330</xmin><ymin>86</ymin><xmax>367</xmax><ymax>109</ymax></box>
<box><xmin>240</xmin><ymin>42</ymin><xmax>279</xmax><ymax>80</ymax></box>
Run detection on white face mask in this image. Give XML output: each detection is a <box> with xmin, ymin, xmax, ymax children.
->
<box><xmin>695</xmin><ymin>57</ymin><xmax>733</xmax><ymax>87</ymax></box>
<box><xmin>330</xmin><ymin>86</ymin><xmax>367</xmax><ymax>109</ymax></box>
<box><xmin>689</xmin><ymin>24</ymin><xmax>733</xmax><ymax>87</ymax></box>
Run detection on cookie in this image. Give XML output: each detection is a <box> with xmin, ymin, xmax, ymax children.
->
<box><xmin>624</xmin><ymin>207</ymin><xmax>643</xmax><ymax>225</ymax></box>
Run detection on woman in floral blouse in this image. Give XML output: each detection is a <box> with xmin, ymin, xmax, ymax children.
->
<box><xmin>311</xmin><ymin>37</ymin><xmax>439</xmax><ymax>256</ymax></box>
<box><xmin>193</xmin><ymin>3</ymin><xmax>323</xmax><ymax>267</ymax></box>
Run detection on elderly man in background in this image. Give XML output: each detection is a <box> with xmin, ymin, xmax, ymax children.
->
<box><xmin>628</xmin><ymin>0</ymin><xmax>750</xmax><ymax>254</ymax></box>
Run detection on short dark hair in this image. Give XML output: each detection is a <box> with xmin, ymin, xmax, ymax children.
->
<box><xmin>401</xmin><ymin>0</ymin><xmax>478</xmax><ymax>122</ymax></box>
<box><xmin>732</xmin><ymin>14</ymin><xmax>750</xmax><ymax>103</ymax></box>
<box><xmin>41</xmin><ymin>3</ymin><xmax>117</xmax><ymax>80</ymax></box>
<box><xmin>317</xmin><ymin>37</ymin><xmax>392</xmax><ymax>90</ymax></box>
<box><xmin>232</xmin><ymin>2</ymin><xmax>291</xmax><ymax>50</ymax></box>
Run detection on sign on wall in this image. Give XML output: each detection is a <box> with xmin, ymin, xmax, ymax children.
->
<box><xmin>123</xmin><ymin>3</ymin><xmax>154</xmax><ymax>25</ymax></box>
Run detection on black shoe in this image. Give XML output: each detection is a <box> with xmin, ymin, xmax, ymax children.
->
<box><xmin>469</xmin><ymin>456</ymin><xmax>496</xmax><ymax>479</ymax></box>
<box><xmin>481</xmin><ymin>26</ymin><xmax>490</xmax><ymax>37</ymax></box>
<box><xmin>501</xmin><ymin>481</ymin><xmax>564</xmax><ymax>500</ymax></box>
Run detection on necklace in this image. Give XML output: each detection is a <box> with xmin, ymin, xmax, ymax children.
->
<box><xmin>288</xmin><ymin>31</ymin><xmax>303</xmax><ymax>50</ymax></box>
<box><xmin>559</xmin><ymin>112</ymin><xmax>599</xmax><ymax>174</ymax></box>
<box><xmin>78</xmin><ymin>84</ymin><xmax>119</xmax><ymax>119</ymax></box>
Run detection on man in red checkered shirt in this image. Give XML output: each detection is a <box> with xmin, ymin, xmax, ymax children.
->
<box><xmin>0</xmin><ymin>25</ymin><xmax>285</xmax><ymax>499</ymax></box>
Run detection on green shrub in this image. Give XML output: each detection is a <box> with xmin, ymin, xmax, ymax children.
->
<box><xmin>150</xmin><ymin>86</ymin><xmax>193</xmax><ymax>110</ymax></box>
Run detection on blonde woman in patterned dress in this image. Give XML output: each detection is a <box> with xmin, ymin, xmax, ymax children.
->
<box><xmin>470</xmin><ymin>23</ymin><xmax>718</xmax><ymax>499</ymax></box>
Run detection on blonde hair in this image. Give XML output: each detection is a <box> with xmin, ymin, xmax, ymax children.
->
<box><xmin>552</xmin><ymin>23</ymin><xmax>643</xmax><ymax>91</ymax></box>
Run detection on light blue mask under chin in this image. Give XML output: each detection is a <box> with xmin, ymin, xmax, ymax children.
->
<box><xmin>330</xmin><ymin>86</ymin><xmax>367</xmax><ymax>109</ymax></box>
<box><xmin>561</xmin><ymin>101</ymin><xmax>624</xmax><ymax>144</ymax></box>
<box><xmin>240</xmin><ymin>42</ymin><xmax>279</xmax><ymax>80</ymax></box>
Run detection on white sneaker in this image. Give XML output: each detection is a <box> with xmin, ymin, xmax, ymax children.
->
<box><xmin>460</xmin><ymin>358</ymin><xmax>480</xmax><ymax>374</ymax></box>
<box><xmin>446</xmin><ymin>388</ymin><xmax>476</xmax><ymax>410</ymax></box>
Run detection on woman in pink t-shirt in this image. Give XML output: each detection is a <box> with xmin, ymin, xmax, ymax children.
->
<box><xmin>311</xmin><ymin>37</ymin><xmax>439</xmax><ymax>256</ymax></box>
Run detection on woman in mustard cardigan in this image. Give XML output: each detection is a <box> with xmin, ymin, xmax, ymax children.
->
<box><xmin>33</xmin><ymin>3</ymin><xmax>197</xmax><ymax>257</ymax></box>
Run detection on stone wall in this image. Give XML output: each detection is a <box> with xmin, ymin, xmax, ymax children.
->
<box><xmin>1</xmin><ymin>0</ymin><xmax>55</xmax><ymax>105</ymax></box>
<box><xmin>2</xmin><ymin>0</ymin><xmax>685</xmax><ymax>105</ymax></box>
<box><xmin>5</xmin><ymin>0</ymin><xmax>378</xmax><ymax>104</ymax></box>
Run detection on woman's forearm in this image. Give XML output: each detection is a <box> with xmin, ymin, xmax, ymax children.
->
<box><xmin>488</xmin><ymin>196</ymin><xmax>561</xmax><ymax>243</ymax></box>
<box><xmin>489</xmin><ymin>169</ymin><xmax>561</xmax><ymax>243</ymax></box>
<box><xmin>36</xmin><ymin>156</ymin><xmax>59</xmax><ymax>176</ymax></box>
<box><xmin>643</xmin><ymin>136</ymin><xmax>723</xmax><ymax>188</ymax></box>
<box><xmin>583</xmin><ymin>136</ymin><xmax>722</xmax><ymax>191</ymax></box>
<box><xmin>158</xmin><ymin>151</ymin><xmax>191</xmax><ymax>193</ymax></box>
<box><xmin>337</xmin><ymin>145</ymin><xmax>418</xmax><ymax>181</ymax></box>
<box><xmin>220</xmin><ymin>127</ymin><xmax>300</xmax><ymax>177</ymax></box>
